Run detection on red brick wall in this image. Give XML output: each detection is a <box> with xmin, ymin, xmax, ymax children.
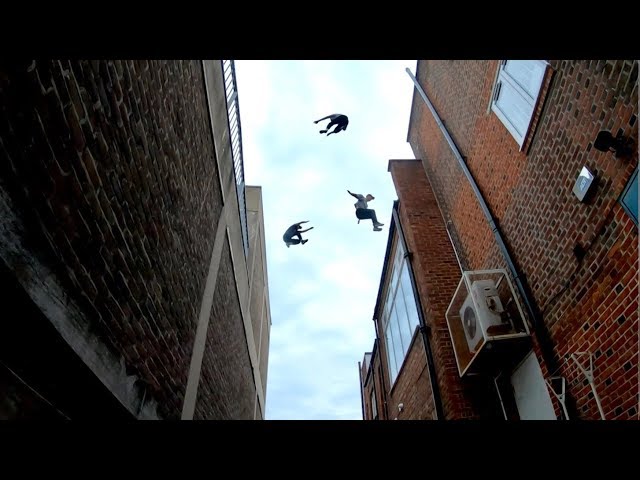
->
<box><xmin>372</xmin><ymin>351</ymin><xmax>388</xmax><ymax>419</ymax></box>
<box><xmin>361</xmin><ymin>347</ymin><xmax>389</xmax><ymax>420</ymax></box>
<box><xmin>361</xmin><ymin>360</ymin><xmax>374</xmax><ymax>420</ymax></box>
<box><xmin>408</xmin><ymin>60</ymin><xmax>638</xmax><ymax>419</ymax></box>
<box><xmin>385</xmin><ymin>332</ymin><xmax>436</xmax><ymax>420</ymax></box>
<box><xmin>389</xmin><ymin>160</ymin><xmax>480</xmax><ymax>419</ymax></box>
<box><xmin>548</xmin><ymin>205</ymin><xmax>638</xmax><ymax>419</ymax></box>
<box><xmin>360</xmin><ymin>360</ymin><xmax>368</xmax><ymax>419</ymax></box>
<box><xmin>0</xmin><ymin>60</ymin><xmax>225</xmax><ymax>419</ymax></box>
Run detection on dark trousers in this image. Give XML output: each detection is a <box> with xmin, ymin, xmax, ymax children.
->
<box><xmin>356</xmin><ymin>208</ymin><xmax>379</xmax><ymax>224</ymax></box>
<box><xmin>283</xmin><ymin>232</ymin><xmax>302</xmax><ymax>244</ymax></box>
<box><xmin>327</xmin><ymin>119</ymin><xmax>347</xmax><ymax>133</ymax></box>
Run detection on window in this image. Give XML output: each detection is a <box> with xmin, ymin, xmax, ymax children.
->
<box><xmin>381</xmin><ymin>238</ymin><xmax>421</xmax><ymax>386</ymax></box>
<box><xmin>370</xmin><ymin>388</ymin><xmax>378</xmax><ymax>420</ymax></box>
<box><xmin>491</xmin><ymin>60</ymin><xmax>548</xmax><ymax>148</ymax></box>
<box><xmin>620</xmin><ymin>167</ymin><xmax>638</xmax><ymax>225</ymax></box>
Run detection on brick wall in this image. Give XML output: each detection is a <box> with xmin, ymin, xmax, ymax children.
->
<box><xmin>361</xmin><ymin>346</ymin><xmax>389</xmax><ymax>420</ymax></box>
<box><xmin>408</xmin><ymin>60</ymin><xmax>638</xmax><ymax>419</ymax></box>
<box><xmin>258</xmin><ymin>299</ymin><xmax>270</xmax><ymax>400</ymax></box>
<box><xmin>249</xmin><ymin>227</ymin><xmax>264</xmax><ymax>352</ymax></box>
<box><xmin>245</xmin><ymin>185</ymin><xmax>271</xmax><ymax>417</ymax></box>
<box><xmin>193</xmin><ymin>239</ymin><xmax>256</xmax><ymax>420</ymax></box>
<box><xmin>389</xmin><ymin>159</ymin><xmax>480</xmax><ymax>419</ymax></box>
<box><xmin>385</xmin><ymin>332</ymin><xmax>436</xmax><ymax>420</ymax></box>
<box><xmin>361</xmin><ymin>358</ymin><xmax>373</xmax><ymax>420</ymax></box>
<box><xmin>0</xmin><ymin>60</ymin><xmax>225</xmax><ymax>418</ymax></box>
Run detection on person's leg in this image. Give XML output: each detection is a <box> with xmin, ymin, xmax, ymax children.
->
<box><xmin>321</xmin><ymin>119</ymin><xmax>338</xmax><ymax>134</ymax></box>
<box><xmin>356</xmin><ymin>208</ymin><xmax>372</xmax><ymax>220</ymax></box>
<box><xmin>293</xmin><ymin>233</ymin><xmax>309</xmax><ymax>245</ymax></box>
<box><xmin>358</xmin><ymin>208</ymin><xmax>383</xmax><ymax>227</ymax></box>
<box><xmin>327</xmin><ymin>124</ymin><xmax>345</xmax><ymax>136</ymax></box>
<box><xmin>369</xmin><ymin>209</ymin><xmax>384</xmax><ymax>226</ymax></box>
<box><xmin>284</xmin><ymin>233</ymin><xmax>301</xmax><ymax>248</ymax></box>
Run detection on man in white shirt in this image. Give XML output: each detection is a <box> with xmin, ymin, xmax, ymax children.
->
<box><xmin>348</xmin><ymin>190</ymin><xmax>384</xmax><ymax>231</ymax></box>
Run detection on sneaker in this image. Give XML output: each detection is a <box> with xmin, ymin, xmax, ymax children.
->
<box><xmin>374</xmin><ymin>222</ymin><xmax>384</xmax><ymax>227</ymax></box>
<box><xmin>286</xmin><ymin>242</ymin><xmax>291</xmax><ymax>248</ymax></box>
<box><xmin>373</xmin><ymin>227</ymin><xmax>383</xmax><ymax>232</ymax></box>
<box><xmin>302</xmin><ymin>239</ymin><xmax>308</xmax><ymax>245</ymax></box>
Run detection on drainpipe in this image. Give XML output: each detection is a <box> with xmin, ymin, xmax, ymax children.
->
<box><xmin>405</xmin><ymin>67</ymin><xmax>562</xmax><ymax>390</ymax></box>
<box><xmin>392</xmin><ymin>206</ymin><xmax>445</xmax><ymax>420</ymax></box>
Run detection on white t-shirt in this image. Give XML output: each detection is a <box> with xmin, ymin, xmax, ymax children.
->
<box><xmin>354</xmin><ymin>194</ymin><xmax>368</xmax><ymax>210</ymax></box>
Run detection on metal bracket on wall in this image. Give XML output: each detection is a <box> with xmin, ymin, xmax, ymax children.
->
<box><xmin>545</xmin><ymin>376</ymin><xmax>569</xmax><ymax>420</ymax></box>
<box><xmin>571</xmin><ymin>352</ymin><xmax>606</xmax><ymax>420</ymax></box>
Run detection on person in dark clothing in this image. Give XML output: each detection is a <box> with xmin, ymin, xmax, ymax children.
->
<box><xmin>314</xmin><ymin>114</ymin><xmax>349</xmax><ymax>136</ymax></box>
<box><xmin>348</xmin><ymin>190</ymin><xmax>384</xmax><ymax>231</ymax></box>
<box><xmin>283</xmin><ymin>221</ymin><xmax>314</xmax><ymax>247</ymax></box>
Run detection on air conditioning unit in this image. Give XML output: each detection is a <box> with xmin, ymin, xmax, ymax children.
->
<box><xmin>445</xmin><ymin>270</ymin><xmax>531</xmax><ymax>377</ymax></box>
<box><xmin>459</xmin><ymin>280</ymin><xmax>507</xmax><ymax>354</ymax></box>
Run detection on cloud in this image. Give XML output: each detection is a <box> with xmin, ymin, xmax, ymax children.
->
<box><xmin>234</xmin><ymin>60</ymin><xmax>416</xmax><ymax>420</ymax></box>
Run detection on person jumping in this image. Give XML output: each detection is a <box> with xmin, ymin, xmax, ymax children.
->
<box><xmin>314</xmin><ymin>114</ymin><xmax>349</xmax><ymax>136</ymax></box>
<box><xmin>348</xmin><ymin>190</ymin><xmax>384</xmax><ymax>231</ymax></box>
<box><xmin>283</xmin><ymin>221</ymin><xmax>314</xmax><ymax>247</ymax></box>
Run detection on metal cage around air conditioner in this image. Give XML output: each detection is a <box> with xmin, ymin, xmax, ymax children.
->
<box><xmin>445</xmin><ymin>269</ymin><xmax>531</xmax><ymax>377</ymax></box>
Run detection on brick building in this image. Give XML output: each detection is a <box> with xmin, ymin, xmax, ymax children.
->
<box><xmin>0</xmin><ymin>60</ymin><xmax>270</xmax><ymax>419</ymax></box>
<box><xmin>359</xmin><ymin>60</ymin><xmax>637</xmax><ymax>420</ymax></box>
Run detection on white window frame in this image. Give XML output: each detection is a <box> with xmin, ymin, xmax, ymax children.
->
<box><xmin>490</xmin><ymin>60</ymin><xmax>549</xmax><ymax>150</ymax></box>
<box><xmin>381</xmin><ymin>238</ymin><xmax>421</xmax><ymax>387</ymax></box>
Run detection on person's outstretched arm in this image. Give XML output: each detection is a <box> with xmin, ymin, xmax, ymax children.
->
<box><xmin>314</xmin><ymin>115</ymin><xmax>333</xmax><ymax>124</ymax></box>
<box><xmin>347</xmin><ymin>190</ymin><xmax>362</xmax><ymax>199</ymax></box>
<box><xmin>298</xmin><ymin>227</ymin><xmax>314</xmax><ymax>233</ymax></box>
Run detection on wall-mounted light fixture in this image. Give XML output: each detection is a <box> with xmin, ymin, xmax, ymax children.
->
<box><xmin>594</xmin><ymin>130</ymin><xmax>633</xmax><ymax>158</ymax></box>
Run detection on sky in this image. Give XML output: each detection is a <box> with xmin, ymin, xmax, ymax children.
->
<box><xmin>235</xmin><ymin>60</ymin><xmax>417</xmax><ymax>420</ymax></box>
